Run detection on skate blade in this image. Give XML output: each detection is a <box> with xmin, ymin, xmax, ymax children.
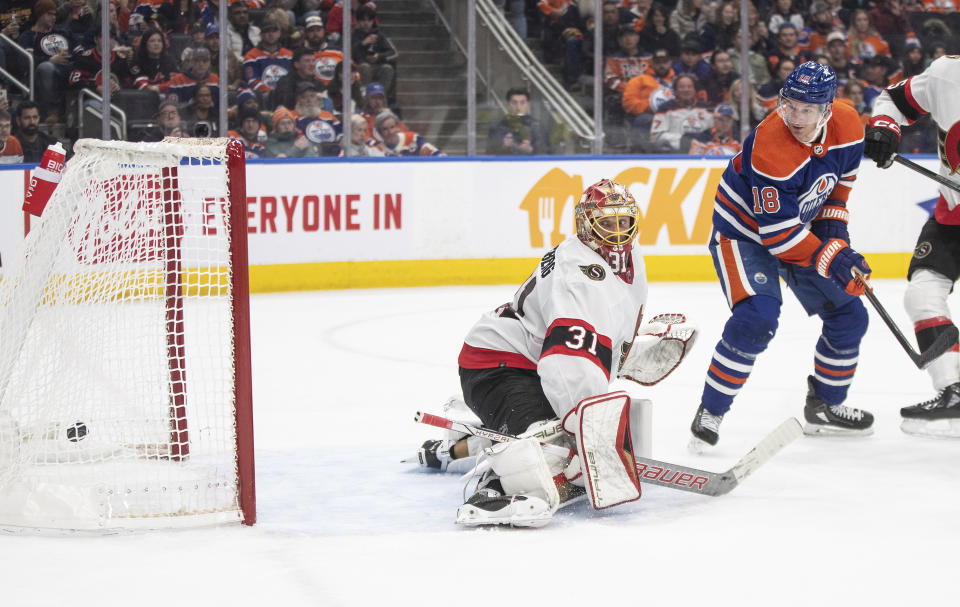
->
<box><xmin>455</xmin><ymin>508</ymin><xmax>553</xmax><ymax>528</ymax></box>
<box><xmin>802</xmin><ymin>422</ymin><xmax>874</xmax><ymax>437</ymax></box>
<box><xmin>687</xmin><ymin>435</ymin><xmax>714</xmax><ymax>454</ymax></box>
<box><xmin>900</xmin><ymin>418</ymin><xmax>960</xmax><ymax>439</ymax></box>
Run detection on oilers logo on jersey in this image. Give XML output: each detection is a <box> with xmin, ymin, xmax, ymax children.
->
<box><xmin>261</xmin><ymin>64</ymin><xmax>289</xmax><ymax>89</ymax></box>
<box><xmin>797</xmin><ymin>173</ymin><xmax>839</xmax><ymax>222</ymax></box>
<box><xmin>40</xmin><ymin>34</ymin><xmax>70</xmax><ymax>56</ymax></box>
<box><xmin>315</xmin><ymin>56</ymin><xmax>339</xmax><ymax>82</ymax></box>
<box><xmin>304</xmin><ymin>119</ymin><xmax>338</xmax><ymax>143</ymax></box>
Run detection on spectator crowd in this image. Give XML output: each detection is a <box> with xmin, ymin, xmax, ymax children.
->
<box><xmin>0</xmin><ymin>0</ymin><xmax>954</xmax><ymax>160</ymax></box>
<box><xmin>525</xmin><ymin>0</ymin><xmax>948</xmax><ymax>154</ymax></box>
<box><xmin>0</xmin><ymin>0</ymin><xmax>443</xmax><ymax>160</ymax></box>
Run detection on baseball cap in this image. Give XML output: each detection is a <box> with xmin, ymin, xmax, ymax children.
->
<box><xmin>826</xmin><ymin>31</ymin><xmax>845</xmax><ymax>45</ymax></box>
<box><xmin>205</xmin><ymin>23</ymin><xmax>220</xmax><ymax>37</ymax></box>
<box><xmin>365</xmin><ymin>82</ymin><xmax>386</xmax><ymax>97</ymax></box>
<box><xmin>715</xmin><ymin>104</ymin><xmax>735</xmax><ymax>118</ymax></box>
<box><xmin>811</xmin><ymin>1</ymin><xmax>829</xmax><ymax>14</ymax></box>
<box><xmin>296</xmin><ymin>80</ymin><xmax>322</xmax><ymax>94</ymax></box>
<box><xmin>681</xmin><ymin>39</ymin><xmax>701</xmax><ymax>53</ymax></box>
<box><xmin>305</xmin><ymin>15</ymin><xmax>324</xmax><ymax>29</ymax></box>
<box><xmin>618</xmin><ymin>23</ymin><xmax>638</xmax><ymax>35</ymax></box>
<box><xmin>652</xmin><ymin>48</ymin><xmax>671</xmax><ymax>60</ymax></box>
<box><xmin>905</xmin><ymin>37</ymin><xmax>922</xmax><ymax>50</ymax></box>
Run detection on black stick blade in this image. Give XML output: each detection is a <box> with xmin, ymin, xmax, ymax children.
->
<box><xmin>917</xmin><ymin>325</ymin><xmax>960</xmax><ymax>369</ymax></box>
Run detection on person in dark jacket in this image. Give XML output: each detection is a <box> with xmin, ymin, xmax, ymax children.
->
<box><xmin>271</xmin><ymin>46</ymin><xmax>323</xmax><ymax>111</ymax></box>
<box><xmin>351</xmin><ymin>4</ymin><xmax>398</xmax><ymax>102</ymax></box>
<box><xmin>13</xmin><ymin>100</ymin><xmax>60</xmax><ymax>163</ymax></box>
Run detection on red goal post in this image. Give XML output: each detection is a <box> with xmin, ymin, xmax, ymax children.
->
<box><xmin>0</xmin><ymin>137</ymin><xmax>255</xmax><ymax>531</ymax></box>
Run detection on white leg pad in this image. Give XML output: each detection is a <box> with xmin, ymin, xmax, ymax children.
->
<box><xmin>630</xmin><ymin>397</ymin><xmax>653</xmax><ymax>458</ymax></box>
<box><xmin>563</xmin><ymin>391</ymin><xmax>642</xmax><ymax>510</ymax></box>
<box><xmin>486</xmin><ymin>438</ymin><xmax>560</xmax><ymax>513</ymax></box>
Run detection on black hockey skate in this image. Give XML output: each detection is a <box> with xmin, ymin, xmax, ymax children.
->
<box><xmin>803</xmin><ymin>376</ymin><xmax>874</xmax><ymax>436</ymax></box>
<box><xmin>456</xmin><ymin>487</ymin><xmax>553</xmax><ymax>528</ymax></box>
<box><xmin>900</xmin><ymin>382</ymin><xmax>960</xmax><ymax>438</ymax></box>
<box><xmin>688</xmin><ymin>404</ymin><xmax>724</xmax><ymax>453</ymax></box>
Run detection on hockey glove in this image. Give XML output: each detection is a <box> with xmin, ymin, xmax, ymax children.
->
<box><xmin>813</xmin><ymin>238</ymin><xmax>871</xmax><ymax>296</ymax></box>
<box><xmin>619</xmin><ymin>313</ymin><xmax>698</xmax><ymax>385</ymax></box>
<box><xmin>810</xmin><ymin>205</ymin><xmax>850</xmax><ymax>243</ymax></box>
<box><xmin>864</xmin><ymin>115</ymin><xmax>901</xmax><ymax>169</ymax></box>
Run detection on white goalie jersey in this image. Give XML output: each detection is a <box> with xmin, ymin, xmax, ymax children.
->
<box><xmin>458</xmin><ymin>236</ymin><xmax>648</xmax><ymax>419</ymax></box>
<box><xmin>871</xmin><ymin>55</ymin><xmax>960</xmax><ymax>218</ymax></box>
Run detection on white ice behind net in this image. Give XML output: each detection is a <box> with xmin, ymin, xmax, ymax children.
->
<box><xmin>0</xmin><ymin>138</ymin><xmax>243</xmax><ymax>531</ymax></box>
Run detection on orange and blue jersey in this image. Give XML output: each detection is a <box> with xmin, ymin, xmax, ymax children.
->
<box><xmin>712</xmin><ymin>101</ymin><xmax>864</xmax><ymax>268</ymax></box>
<box><xmin>163</xmin><ymin>71</ymin><xmax>220</xmax><ymax>106</ymax></box>
<box><xmin>243</xmin><ymin>46</ymin><xmax>293</xmax><ymax>93</ymax></box>
<box><xmin>296</xmin><ymin>111</ymin><xmax>342</xmax><ymax>156</ymax></box>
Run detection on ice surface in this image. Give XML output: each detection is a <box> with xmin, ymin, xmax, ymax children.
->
<box><xmin>4</xmin><ymin>281</ymin><xmax>958</xmax><ymax>606</ymax></box>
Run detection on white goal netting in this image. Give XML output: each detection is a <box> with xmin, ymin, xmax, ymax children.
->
<box><xmin>0</xmin><ymin>138</ymin><xmax>254</xmax><ymax>532</ymax></box>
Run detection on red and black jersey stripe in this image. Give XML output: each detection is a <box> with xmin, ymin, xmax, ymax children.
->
<box><xmin>540</xmin><ymin>318</ymin><xmax>613</xmax><ymax>380</ymax></box>
<box><xmin>886</xmin><ymin>77</ymin><xmax>928</xmax><ymax>124</ymax></box>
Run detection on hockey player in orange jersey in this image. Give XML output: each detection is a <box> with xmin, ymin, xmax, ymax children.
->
<box><xmin>689</xmin><ymin>62</ymin><xmax>875</xmax><ymax>451</ymax></box>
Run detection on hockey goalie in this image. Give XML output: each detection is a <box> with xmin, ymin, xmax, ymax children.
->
<box><xmin>408</xmin><ymin>179</ymin><xmax>697</xmax><ymax>527</ymax></box>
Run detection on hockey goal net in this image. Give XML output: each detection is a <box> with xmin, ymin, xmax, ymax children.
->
<box><xmin>0</xmin><ymin>138</ymin><xmax>255</xmax><ymax>531</ymax></box>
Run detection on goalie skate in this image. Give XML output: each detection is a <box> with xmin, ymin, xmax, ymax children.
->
<box><xmin>455</xmin><ymin>487</ymin><xmax>553</xmax><ymax>528</ymax></box>
<box><xmin>802</xmin><ymin>376</ymin><xmax>874</xmax><ymax>436</ymax></box>
<box><xmin>900</xmin><ymin>382</ymin><xmax>960</xmax><ymax>438</ymax></box>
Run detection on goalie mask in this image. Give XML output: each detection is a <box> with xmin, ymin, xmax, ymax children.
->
<box><xmin>575</xmin><ymin>179</ymin><xmax>639</xmax><ymax>260</ymax></box>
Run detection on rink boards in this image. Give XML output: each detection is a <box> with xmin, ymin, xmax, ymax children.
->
<box><xmin>0</xmin><ymin>155</ymin><xmax>940</xmax><ymax>291</ymax></box>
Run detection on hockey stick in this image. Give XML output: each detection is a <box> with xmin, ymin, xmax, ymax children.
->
<box><xmin>893</xmin><ymin>155</ymin><xmax>960</xmax><ymax>194</ymax></box>
<box><xmin>414</xmin><ymin>412</ymin><xmax>802</xmax><ymax>497</ymax></box>
<box><xmin>853</xmin><ymin>269</ymin><xmax>958</xmax><ymax>370</ymax></box>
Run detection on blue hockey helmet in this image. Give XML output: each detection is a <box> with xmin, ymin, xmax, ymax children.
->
<box><xmin>780</xmin><ymin>61</ymin><xmax>837</xmax><ymax>105</ymax></box>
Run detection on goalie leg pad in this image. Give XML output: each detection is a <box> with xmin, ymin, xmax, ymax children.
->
<box><xmin>457</xmin><ymin>439</ymin><xmax>560</xmax><ymax>527</ymax></box>
<box><xmin>485</xmin><ymin>438</ymin><xmax>561</xmax><ymax>512</ymax></box>
<box><xmin>562</xmin><ymin>391</ymin><xmax>641</xmax><ymax>510</ymax></box>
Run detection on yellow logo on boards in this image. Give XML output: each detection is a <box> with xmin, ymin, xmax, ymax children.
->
<box><xmin>518</xmin><ymin>166</ymin><xmax>725</xmax><ymax>249</ymax></box>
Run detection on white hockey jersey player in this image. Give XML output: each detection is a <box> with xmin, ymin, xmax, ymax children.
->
<box><xmin>458</xmin><ymin>198</ymin><xmax>648</xmax><ymax>421</ymax></box>
<box><xmin>869</xmin><ymin>55</ymin><xmax>960</xmax><ymax>221</ymax></box>
<box><xmin>414</xmin><ymin>180</ymin><xmax>698</xmax><ymax>527</ymax></box>
<box><xmin>866</xmin><ymin>55</ymin><xmax>960</xmax><ymax>436</ymax></box>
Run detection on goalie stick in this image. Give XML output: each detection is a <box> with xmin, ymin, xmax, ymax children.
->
<box><xmin>853</xmin><ymin>268</ymin><xmax>958</xmax><ymax>370</ymax></box>
<box><xmin>413</xmin><ymin>412</ymin><xmax>802</xmax><ymax>497</ymax></box>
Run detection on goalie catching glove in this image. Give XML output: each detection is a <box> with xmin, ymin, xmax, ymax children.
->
<box><xmin>619</xmin><ymin>313</ymin><xmax>698</xmax><ymax>385</ymax></box>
